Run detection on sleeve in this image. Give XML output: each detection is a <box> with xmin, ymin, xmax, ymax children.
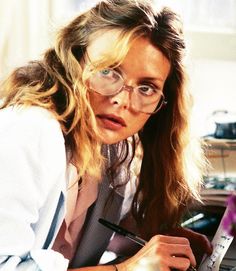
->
<box><xmin>0</xmin><ymin>110</ymin><xmax>69</xmax><ymax>271</ymax></box>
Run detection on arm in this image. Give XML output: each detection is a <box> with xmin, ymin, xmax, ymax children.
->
<box><xmin>0</xmin><ymin>107</ymin><xmax>68</xmax><ymax>270</ymax></box>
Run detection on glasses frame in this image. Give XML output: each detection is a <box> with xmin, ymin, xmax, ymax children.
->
<box><xmin>88</xmin><ymin>68</ymin><xmax>168</xmax><ymax>115</ymax></box>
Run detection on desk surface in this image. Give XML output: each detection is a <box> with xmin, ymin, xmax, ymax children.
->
<box><xmin>204</xmin><ymin>137</ymin><xmax>236</xmax><ymax>150</ymax></box>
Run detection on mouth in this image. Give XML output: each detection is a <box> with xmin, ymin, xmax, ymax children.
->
<box><xmin>97</xmin><ymin>114</ymin><xmax>127</xmax><ymax>130</ymax></box>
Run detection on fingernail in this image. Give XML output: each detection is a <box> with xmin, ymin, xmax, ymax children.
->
<box><xmin>188</xmin><ymin>266</ymin><xmax>197</xmax><ymax>271</ymax></box>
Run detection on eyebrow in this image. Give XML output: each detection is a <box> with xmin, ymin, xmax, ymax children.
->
<box><xmin>115</xmin><ymin>66</ymin><xmax>165</xmax><ymax>84</ymax></box>
<box><xmin>140</xmin><ymin>76</ymin><xmax>165</xmax><ymax>83</ymax></box>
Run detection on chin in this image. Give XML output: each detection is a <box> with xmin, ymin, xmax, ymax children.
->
<box><xmin>100</xmin><ymin>136</ymin><xmax>121</xmax><ymax>145</ymax></box>
<box><xmin>98</xmin><ymin>129</ymin><xmax>126</xmax><ymax>145</ymax></box>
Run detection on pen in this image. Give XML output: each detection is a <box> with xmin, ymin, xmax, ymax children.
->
<box><xmin>98</xmin><ymin>218</ymin><xmax>197</xmax><ymax>271</ymax></box>
<box><xmin>98</xmin><ymin>218</ymin><xmax>147</xmax><ymax>246</ymax></box>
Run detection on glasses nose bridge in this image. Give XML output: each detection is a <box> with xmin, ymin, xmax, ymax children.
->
<box><xmin>118</xmin><ymin>74</ymin><xmax>135</xmax><ymax>94</ymax></box>
<box><xmin>113</xmin><ymin>82</ymin><xmax>134</xmax><ymax>109</ymax></box>
<box><xmin>121</xmin><ymin>84</ymin><xmax>134</xmax><ymax>94</ymax></box>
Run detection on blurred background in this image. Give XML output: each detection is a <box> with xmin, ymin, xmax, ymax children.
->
<box><xmin>1</xmin><ymin>1</ymin><xmax>236</xmax><ymax>267</ymax></box>
<box><xmin>0</xmin><ymin>0</ymin><xmax>236</xmax><ymax>136</ymax></box>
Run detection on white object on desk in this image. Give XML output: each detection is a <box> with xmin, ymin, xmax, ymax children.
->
<box><xmin>198</xmin><ymin>205</ymin><xmax>234</xmax><ymax>271</ymax></box>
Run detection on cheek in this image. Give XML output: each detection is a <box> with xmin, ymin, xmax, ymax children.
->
<box><xmin>131</xmin><ymin>115</ymin><xmax>150</xmax><ymax>132</ymax></box>
<box><xmin>88</xmin><ymin>92</ymin><xmax>105</xmax><ymax>112</ymax></box>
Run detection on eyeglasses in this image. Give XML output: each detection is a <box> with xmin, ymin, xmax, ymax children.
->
<box><xmin>88</xmin><ymin>68</ymin><xmax>167</xmax><ymax>114</ymax></box>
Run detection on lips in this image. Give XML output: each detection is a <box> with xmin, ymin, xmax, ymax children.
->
<box><xmin>97</xmin><ymin>114</ymin><xmax>127</xmax><ymax>130</ymax></box>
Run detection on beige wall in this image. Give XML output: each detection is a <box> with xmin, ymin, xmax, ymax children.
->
<box><xmin>186</xmin><ymin>31</ymin><xmax>236</xmax><ymax>136</ymax></box>
<box><xmin>0</xmin><ymin>0</ymin><xmax>68</xmax><ymax>79</ymax></box>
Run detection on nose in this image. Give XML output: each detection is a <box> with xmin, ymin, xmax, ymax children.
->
<box><xmin>109</xmin><ymin>85</ymin><xmax>131</xmax><ymax>110</ymax></box>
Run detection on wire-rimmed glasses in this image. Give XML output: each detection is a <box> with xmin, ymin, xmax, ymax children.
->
<box><xmin>88</xmin><ymin>68</ymin><xmax>167</xmax><ymax>114</ymax></box>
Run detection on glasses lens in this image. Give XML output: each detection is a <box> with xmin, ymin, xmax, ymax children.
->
<box><xmin>132</xmin><ymin>87</ymin><xmax>165</xmax><ymax>114</ymax></box>
<box><xmin>89</xmin><ymin>69</ymin><xmax>123</xmax><ymax>96</ymax></box>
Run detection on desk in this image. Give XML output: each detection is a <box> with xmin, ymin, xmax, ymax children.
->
<box><xmin>204</xmin><ymin>137</ymin><xmax>236</xmax><ymax>178</ymax></box>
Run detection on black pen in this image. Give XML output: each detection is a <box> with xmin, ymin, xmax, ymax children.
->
<box><xmin>98</xmin><ymin>218</ymin><xmax>147</xmax><ymax>246</ymax></box>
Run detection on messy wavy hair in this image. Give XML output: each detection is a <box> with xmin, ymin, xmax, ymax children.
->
<box><xmin>0</xmin><ymin>0</ymin><xmax>206</xmax><ymax>237</ymax></box>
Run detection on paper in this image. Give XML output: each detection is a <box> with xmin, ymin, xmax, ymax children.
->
<box><xmin>198</xmin><ymin>206</ymin><xmax>234</xmax><ymax>271</ymax></box>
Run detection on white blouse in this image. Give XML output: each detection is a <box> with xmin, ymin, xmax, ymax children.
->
<box><xmin>0</xmin><ymin>106</ymin><xmax>69</xmax><ymax>270</ymax></box>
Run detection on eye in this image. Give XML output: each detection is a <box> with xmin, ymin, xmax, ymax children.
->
<box><xmin>98</xmin><ymin>68</ymin><xmax>121</xmax><ymax>82</ymax></box>
<box><xmin>100</xmin><ymin>69</ymin><xmax>111</xmax><ymax>76</ymax></box>
<box><xmin>137</xmin><ymin>84</ymin><xmax>158</xmax><ymax>96</ymax></box>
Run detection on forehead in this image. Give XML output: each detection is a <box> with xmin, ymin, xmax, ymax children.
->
<box><xmin>86</xmin><ymin>29</ymin><xmax>171</xmax><ymax>82</ymax></box>
<box><xmin>87</xmin><ymin>29</ymin><xmax>123</xmax><ymax>62</ymax></box>
<box><xmin>120</xmin><ymin>37</ymin><xmax>171</xmax><ymax>80</ymax></box>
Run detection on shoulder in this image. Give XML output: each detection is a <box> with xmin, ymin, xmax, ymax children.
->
<box><xmin>0</xmin><ymin>105</ymin><xmax>66</xmax><ymax>173</ymax></box>
<box><xmin>0</xmin><ymin>105</ymin><xmax>60</xmax><ymax>128</ymax></box>
<box><xmin>0</xmin><ymin>106</ymin><xmax>67</xmax><ymax>199</ymax></box>
<box><xmin>0</xmin><ymin>105</ymin><xmax>63</xmax><ymax>143</ymax></box>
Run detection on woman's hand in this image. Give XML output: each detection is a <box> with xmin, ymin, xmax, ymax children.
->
<box><xmin>116</xmin><ymin>234</ymin><xmax>196</xmax><ymax>271</ymax></box>
<box><xmin>167</xmin><ymin>226</ymin><xmax>213</xmax><ymax>266</ymax></box>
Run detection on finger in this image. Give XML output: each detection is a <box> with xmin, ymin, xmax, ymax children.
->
<box><xmin>170</xmin><ymin>227</ymin><xmax>213</xmax><ymax>255</ymax></box>
<box><xmin>193</xmin><ymin>233</ymin><xmax>213</xmax><ymax>255</ymax></box>
<box><xmin>159</xmin><ymin>266</ymin><xmax>169</xmax><ymax>271</ymax></box>
<box><xmin>149</xmin><ymin>234</ymin><xmax>191</xmax><ymax>246</ymax></box>
<box><xmin>152</xmin><ymin>242</ymin><xmax>196</xmax><ymax>267</ymax></box>
<box><xmin>170</xmin><ymin>256</ymin><xmax>192</xmax><ymax>271</ymax></box>
<box><xmin>147</xmin><ymin>240</ymin><xmax>196</xmax><ymax>267</ymax></box>
<box><xmin>147</xmin><ymin>236</ymin><xmax>196</xmax><ymax>266</ymax></box>
<box><xmin>157</xmin><ymin>255</ymin><xmax>191</xmax><ymax>271</ymax></box>
<box><xmin>170</xmin><ymin>244</ymin><xmax>196</xmax><ymax>267</ymax></box>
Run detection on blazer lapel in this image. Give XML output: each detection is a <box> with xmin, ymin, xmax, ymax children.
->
<box><xmin>69</xmin><ymin>173</ymin><xmax>124</xmax><ymax>268</ymax></box>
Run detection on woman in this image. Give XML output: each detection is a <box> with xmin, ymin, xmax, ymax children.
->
<box><xmin>0</xmin><ymin>0</ymin><xmax>212</xmax><ymax>270</ymax></box>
